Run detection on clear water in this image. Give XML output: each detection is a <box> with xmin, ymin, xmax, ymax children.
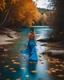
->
<box><xmin>0</xmin><ymin>26</ymin><xmax>60</xmax><ymax>80</ymax></box>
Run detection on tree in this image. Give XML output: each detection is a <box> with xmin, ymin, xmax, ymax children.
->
<box><xmin>49</xmin><ymin>0</ymin><xmax>64</xmax><ymax>34</ymax></box>
<box><xmin>0</xmin><ymin>0</ymin><xmax>41</xmax><ymax>27</ymax></box>
<box><xmin>0</xmin><ymin>0</ymin><xmax>6</xmax><ymax>10</ymax></box>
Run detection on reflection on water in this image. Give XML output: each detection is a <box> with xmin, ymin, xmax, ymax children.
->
<box><xmin>1</xmin><ymin>26</ymin><xmax>64</xmax><ymax>80</ymax></box>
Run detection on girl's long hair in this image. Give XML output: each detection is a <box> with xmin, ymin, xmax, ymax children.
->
<box><xmin>30</xmin><ymin>27</ymin><xmax>34</xmax><ymax>33</ymax></box>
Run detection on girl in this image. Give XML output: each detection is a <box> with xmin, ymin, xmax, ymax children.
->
<box><xmin>21</xmin><ymin>27</ymin><xmax>38</xmax><ymax>61</ymax></box>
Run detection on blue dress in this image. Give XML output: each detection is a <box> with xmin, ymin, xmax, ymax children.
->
<box><xmin>21</xmin><ymin>39</ymin><xmax>38</xmax><ymax>61</ymax></box>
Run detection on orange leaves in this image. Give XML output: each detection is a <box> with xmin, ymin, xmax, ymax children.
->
<box><xmin>0</xmin><ymin>0</ymin><xmax>41</xmax><ymax>26</ymax></box>
<box><xmin>42</xmin><ymin>13</ymin><xmax>48</xmax><ymax>22</ymax></box>
<box><xmin>11</xmin><ymin>0</ymin><xmax>17</xmax><ymax>4</ymax></box>
<box><xmin>10</xmin><ymin>0</ymin><xmax>41</xmax><ymax>26</ymax></box>
<box><xmin>0</xmin><ymin>0</ymin><xmax>6</xmax><ymax>10</ymax></box>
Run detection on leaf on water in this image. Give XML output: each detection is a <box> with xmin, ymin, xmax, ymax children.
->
<box><xmin>57</xmin><ymin>75</ymin><xmax>64</xmax><ymax>77</ymax></box>
<box><xmin>9</xmin><ymin>68</ymin><xmax>14</xmax><ymax>70</ymax></box>
<box><xmin>16</xmin><ymin>78</ymin><xmax>21</xmax><ymax>80</ymax></box>
<box><xmin>55</xmin><ymin>69</ymin><xmax>59</xmax><ymax>71</ymax></box>
<box><xmin>49</xmin><ymin>68</ymin><xmax>54</xmax><ymax>70</ymax></box>
<box><xmin>12</xmin><ymin>70</ymin><xmax>16</xmax><ymax>72</ymax></box>
<box><xmin>56</xmin><ymin>65</ymin><xmax>59</xmax><ymax>67</ymax></box>
<box><xmin>39</xmin><ymin>58</ymin><xmax>42</xmax><ymax>61</ymax></box>
<box><xmin>20</xmin><ymin>67</ymin><xmax>25</xmax><ymax>70</ymax></box>
<box><xmin>45</xmin><ymin>70</ymin><xmax>52</xmax><ymax>74</ymax></box>
<box><xmin>29</xmin><ymin>61</ymin><xmax>36</xmax><ymax>64</ymax></box>
<box><xmin>12</xmin><ymin>60</ymin><xmax>15</xmax><ymax>62</ymax></box>
<box><xmin>51</xmin><ymin>70</ymin><xmax>56</xmax><ymax>73</ymax></box>
<box><xmin>29</xmin><ymin>61</ymin><xmax>33</xmax><ymax>64</ymax></box>
<box><xmin>13</xmin><ymin>62</ymin><xmax>20</xmax><ymax>64</ymax></box>
<box><xmin>4</xmin><ymin>65</ymin><xmax>9</xmax><ymax>68</ymax></box>
<box><xmin>15</xmin><ymin>56</ymin><xmax>19</xmax><ymax>58</ymax></box>
<box><xmin>31</xmin><ymin>70</ymin><xmax>38</xmax><ymax>73</ymax></box>
<box><xmin>60</xmin><ymin>64</ymin><xmax>63</xmax><ymax>67</ymax></box>
<box><xmin>1</xmin><ymin>54</ymin><xmax>8</xmax><ymax>57</ymax></box>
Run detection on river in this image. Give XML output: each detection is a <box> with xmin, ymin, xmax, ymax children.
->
<box><xmin>0</xmin><ymin>26</ymin><xmax>64</xmax><ymax>80</ymax></box>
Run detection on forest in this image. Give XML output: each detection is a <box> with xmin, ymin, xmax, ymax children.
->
<box><xmin>0</xmin><ymin>0</ymin><xmax>41</xmax><ymax>28</ymax></box>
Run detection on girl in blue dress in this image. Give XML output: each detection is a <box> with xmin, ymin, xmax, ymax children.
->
<box><xmin>21</xmin><ymin>27</ymin><xmax>38</xmax><ymax>61</ymax></box>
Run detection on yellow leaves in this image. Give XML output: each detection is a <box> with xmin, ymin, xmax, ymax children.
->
<box><xmin>0</xmin><ymin>0</ymin><xmax>6</xmax><ymax>10</ymax></box>
<box><xmin>20</xmin><ymin>67</ymin><xmax>25</xmax><ymax>70</ymax></box>
<box><xmin>31</xmin><ymin>70</ymin><xmax>38</xmax><ymax>73</ymax></box>
<box><xmin>10</xmin><ymin>0</ymin><xmax>40</xmax><ymax>26</ymax></box>
<box><xmin>16</xmin><ymin>78</ymin><xmax>21</xmax><ymax>80</ymax></box>
<box><xmin>42</xmin><ymin>13</ymin><xmax>48</xmax><ymax>22</ymax></box>
<box><xmin>4</xmin><ymin>65</ymin><xmax>9</xmax><ymax>68</ymax></box>
<box><xmin>13</xmin><ymin>61</ymin><xmax>20</xmax><ymax>65</ymax></box>
<box><xmin>45</xmin><ymin>70</ymin><xmax>52</xmax><ymax>74</ymax></box>
<box><xmin>11</xmin><ymin>0</ymin><xmax>17</xmax><ymax>4</ymax></box>
<box><xmin>0</xmin><ymin>0</ymin><xmax>40</xmax><ymax>26</ymax></box>
<box><xmin>12</xmin><ymin>70</ymin><xmax>16</xmax><ymax>72</ymax></box>
<box><xmin>9</xmin><ymin>68</ymin><xmax>14</xmax><ymax>70</ymax></box>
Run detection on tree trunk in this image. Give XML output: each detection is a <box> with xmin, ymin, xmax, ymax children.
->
<box><xmin>0</xmin><ymin>7</ymin><xmax>11</xmax><ymax>27</ymax></box>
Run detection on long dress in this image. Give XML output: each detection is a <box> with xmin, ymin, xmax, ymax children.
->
<box><xmin>20</xmin><ymin>38</ymin><xmax>38</xmax><ymax>61</ymax></box>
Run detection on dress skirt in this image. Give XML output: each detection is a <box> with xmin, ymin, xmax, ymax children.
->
<box><xmin>20</xmin><ymin>39</ymin><xmax>38</xmax><ymax>61</ymax></box>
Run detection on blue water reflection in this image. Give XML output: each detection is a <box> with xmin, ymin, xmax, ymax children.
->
<box><xmin>0</xmin><ymin>26</ymin><xmax>54</xmax><ymax>80</ymax></box>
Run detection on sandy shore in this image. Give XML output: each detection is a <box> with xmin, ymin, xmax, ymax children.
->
<box><xmin>0</xmin><ymin>28</ymin><xmax>20</xmax><ymax>45</ymax></box>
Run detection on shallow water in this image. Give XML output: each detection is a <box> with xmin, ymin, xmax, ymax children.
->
<box><xmin>0</xmin><ymin>26</ymin><xmax>64</xmax><ymax>80</ymax></box>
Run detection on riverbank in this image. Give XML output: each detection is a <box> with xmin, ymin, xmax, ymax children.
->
<box><xmin>0</xmin><ymin>28</ymin><xmax>20</xmax><ymax>51</ymax></box>
<box><xmin>41</xmin><ymin>40</ymin><xmax>64</xmax><ymax>57</ymax></box>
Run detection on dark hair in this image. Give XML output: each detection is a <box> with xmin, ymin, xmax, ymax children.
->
<box><xmin>30</xmin><ymin>27</ymin><xmax>34</xmax><ymax>32</ymax></box>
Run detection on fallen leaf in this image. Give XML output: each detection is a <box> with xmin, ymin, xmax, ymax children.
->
<box><xmin>45</xmin><ymin>70</ymin><xmax>52</xmax><ymax>74</ymax></box>
<box><xmin>31</xmin><ymin>70</ymin><xmax>38</xmax><ymax>73</ymax></box>
<box><xmin>20</xmin><ymin>67</ymin><xmax>25</xmax><ymax>70</ymax></box>
<box><xmin>16</xmin><ymin>78</ymin><xmax>21</xmax><ymax>80</ymax></box>
<box><xmin>4</xmin><ymin>65</ymin><xmax>9</xmax><ymax>68</ymax></box>
<box><xmin>12</xmin><ymin>70</ymin><xmax>16</xmax><ymax>72</ymax></box>
<box><xmin>9</xmin><ymin>68</ymin><xmax>14</xmax><ymax>70</ymax></box>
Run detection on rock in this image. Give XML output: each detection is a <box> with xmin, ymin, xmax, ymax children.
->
<box><xmin>42</xmin><ymin>50</ymin><xmax>64</xmax><ymax>57</ymax></box>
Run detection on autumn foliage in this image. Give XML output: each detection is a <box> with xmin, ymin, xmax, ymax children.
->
<box><xmin>0</xmin><ymin>0</ymin><xmax>41</xmax><ymax>27</ymax></box>
<box><xmin>0</xmin><ymin>0</ymin><xmax>6</xmax><ymax>10</ymax></box>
